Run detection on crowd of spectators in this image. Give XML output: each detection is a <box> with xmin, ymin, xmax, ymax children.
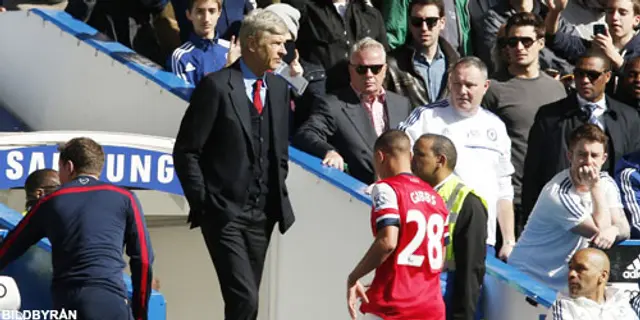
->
<box><xmin>6</xmin><ymin>0</ymin><xmax>640</xmax><ymax>318</ymax></box>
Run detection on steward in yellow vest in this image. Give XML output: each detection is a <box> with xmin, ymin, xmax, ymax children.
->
<box><xmin>412</xmin><ymin>133</ymin><xmax>488</xmax><ymax>320</ymax></box>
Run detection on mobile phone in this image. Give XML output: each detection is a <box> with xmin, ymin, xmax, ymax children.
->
<box><xmin>274</xmin><ymin>63</ymin><xmax>309</xmax><ymax>96</ymax></box>
<box><xmin>593</xmin><ymin>24</ymin><xmax>607</xmax><ymax>36</ymax></box>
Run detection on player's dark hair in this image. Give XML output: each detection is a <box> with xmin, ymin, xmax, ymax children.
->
<box><xmin>374</xmin><ymin>129</ymin><xmax>411</xmax><ymax>156</ymax></box>
<box><xmin>418</xmin><ymin>133</ymin><xmax>457</xmax><ymax>170</ymax></box>
<box><xmin>568</xmin><ymin>124</ymin><xmax>608</xmax><ymax>152</ymax></box>
<box><xmin>58</xmin><ymin>137</ymin><xmax>105</xmax><ymax>176</ymax></box>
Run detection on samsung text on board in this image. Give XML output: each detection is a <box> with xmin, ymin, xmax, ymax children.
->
<box><xmin>3</xmin><ymin>150</ymin><xmax>175</xmax><ymax>185</ymax></box>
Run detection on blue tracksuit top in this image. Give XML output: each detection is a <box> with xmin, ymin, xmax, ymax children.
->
<box><xmin>0</xmin><ymin>176</ymin><xmax>154</xmax><ymax>319</ymax></box>
<box><xmin>167</xmin><ymin>33</ymin><xmax>230</xmax><ymax>86</ymax></box>
<box><xmin>616</xmin><ymin>150</ymin><xmax>640</xmax><ymax>239</ymax></box>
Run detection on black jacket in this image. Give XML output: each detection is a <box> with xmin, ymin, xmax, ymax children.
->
<box><xmin>172</xmin><ymin>61</ymin><xmax>295</xmax><ymax>234</ymax></box>
<box><xmin>292</xmin><ymin>87</ymin><xmax>410</xmax><ymax>184</ymax></box>
<box><xmin>285</xmin><ymin>0</ymin><xmax>388</xmax><ymax>93</ymax></box>
<box><xmin>521</xmin><ymin>93</ymin><xmax>640</xmax><ymax>219</ymax></box>
<box><xmin>386</xmin><ymin>37</ymin><xmax>460</xmax><ymax>109</ymax></box>
<box><xmin>449</xmin><ymin>193</ymin><xmax>487</xmax><ymax>320</ymax></box>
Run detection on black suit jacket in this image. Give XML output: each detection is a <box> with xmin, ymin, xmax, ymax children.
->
<box><xmin>172</xmin><ymin>61</ymin><xmax>295</xmax><ymax>234</ymax></box>
<box><xmin>292</xmin><ymin>87</ymin><xmax>411</xmax><ymax>184</ymax></box>
<box><xmin>522</xmin><ymin>93</ymin><xmax>640</xmax><ymax>217</ymax></box>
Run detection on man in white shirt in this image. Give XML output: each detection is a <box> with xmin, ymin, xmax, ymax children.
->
<box><xmin>547</xmin><ymin>248</ymin><xmax>638</xmax><ymax>320</ymax></box>
<box><xmin>399</xmin><ymin>56</ymin><xmax>516</xmax><ymax>260</ymax></box>
<box><xmin>509</xmin><ymin>124</ymin><xmax>630</xmax><ymax>292</ymax></box>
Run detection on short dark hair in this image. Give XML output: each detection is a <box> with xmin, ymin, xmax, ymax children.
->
<box><xmin>622</xmin><ymin>55</ymin><xmax>640</xmax><ymax>76</ymax></box>
<box><xmin>24</xmin><ymin>169</ymin><xmax>58</xmax><ymax>195</ymax></box>
<box><xmin>187</xmin><ymin>0</ymin><xmax>221</xmax><ymax>12</ymax></box>
<box><xmin>409</xmin><ymin>0</ymin><xmax>445</xmax><ymax>18</ymax></box>
<box><xmin>568</xmin><ymin>124</ymin><xmax>608</xmax><ymax>152</ymax></box>
<box><xmin>58</xmin><ymin>137</ymin><xmax>105</xmax><ymax>176</ymax></box>
<box><xmin>374</xmin><ymin>129</ymin><xmax>411</xmax><ymax>155</ymax></box>
<box><xmin>418</xmin><ymin>134</ymin><xmax>457</xmax><ymax>170</ymax></box>
<box><xmin>505</xmin><ymin>12</ymin><xmax>545</xmax><ymax>39</ymax></box>
<box><xmin>577</xmin><ymin>51</ymin><xmax>612</xmax><ymax>71</ymax></box>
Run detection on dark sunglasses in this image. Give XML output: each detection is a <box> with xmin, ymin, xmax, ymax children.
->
<box><xmin>409</xmin><ymin>17</ymin><xmax>440</xmax><ymax>29</ymax></box>
<box><xmin>351</xmin><ymin>64</ymin><xmax>384</xmax><ymax>75</ymax></box>
<box><xmin>505</xmin><ymin>36</ymin><xmax>538</xmax><ymax>48</ymax></box>
<box><xmin>574</xmin><ymin>68</ymin><xmax>607</xmax><ymax>82</ymax></box>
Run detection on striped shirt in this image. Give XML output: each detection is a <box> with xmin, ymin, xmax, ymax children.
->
<box><xmin>508</xmin><ymin>169</ymin><xmax>622</xmax><ymax>292</ymax></box>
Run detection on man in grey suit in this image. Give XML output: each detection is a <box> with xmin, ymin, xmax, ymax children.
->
<box><xmin>292</xmin><ymin>37</ymin><xmax>412</xmax><ymax>184</ymax></box>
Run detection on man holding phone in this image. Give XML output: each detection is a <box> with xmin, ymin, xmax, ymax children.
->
<box><xmin>545</xmin><ymin>0</ymin><xmax>640</xmax><ymax>76</ymax></box>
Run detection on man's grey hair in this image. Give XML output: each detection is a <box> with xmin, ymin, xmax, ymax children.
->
<box><xmin>239</xmin><ymin>9</ymin><xmax>289</xmax><ymax>51</ymax></box>
<box><xmin>349</xmin><ymin>37</ymin><xmax>386</xmax><ymax>61</ymax></box>
<box><xmin>451</xmin><ymin>56</ymin><xmax>489</xmax><ymax>80</ymax></box>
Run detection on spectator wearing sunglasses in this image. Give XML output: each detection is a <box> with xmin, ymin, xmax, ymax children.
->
<box><xmin>522</xmin><ymin>52</ymin><xmax>640</xmax><ymax>225</ymax></box>
<box><xmin>478</xmin><ymin>0</ymin><xmax>578</xmax><ymax>77</ymax></box>
<box><xmin>23</xmin><ymin>169</ymin><xmax>60</xmax><ymax>215</ymax></box>
<box><xmin>483</xmin><ymin>12</ymin><xmax>567</xmax><ymax>237</ymax></box>
<box><xmin>292</xmin><ymin>37</ymin><xmax>411</xmax><ymax>184</ymax></box>
<box><xmin>385</xmin><ymin>0</ymin><xmax>459</xmax><ymax>109</ymax></box>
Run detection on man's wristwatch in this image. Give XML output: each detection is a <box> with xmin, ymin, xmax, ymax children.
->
<box><xmin>504</xmin><ymin>240</ymin><xmax>516</xmax><ymax>247</ymax></box>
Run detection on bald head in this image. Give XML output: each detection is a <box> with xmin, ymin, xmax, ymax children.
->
<box><xmin>568</xmin><ymin>248</ymin><xmax>610</xmax><ymax>300</ymax></box>
<box><xmin>572</xmin><ymin>248</ymin><xmax>610</xmax><ymax>274</ymax></box>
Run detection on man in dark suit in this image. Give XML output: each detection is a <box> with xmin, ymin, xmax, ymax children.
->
<box><xmin>172</xmin><ymin>9</ymin><xmax>294</xmax><ymax>320</ymax></box>
<box><xmin>522</xmin><ymin>52</ymin><xmax>640</xmax><ymax>223</ymax></box>
<box><xmin>292</xmin><ymin>37</ymin><xmax>411</xmax><ymax>185</ymax></box>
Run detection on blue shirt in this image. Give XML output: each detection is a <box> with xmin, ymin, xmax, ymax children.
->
<box><xmin>413</xmin><ymin>46</ymin><xmax>447</xmax><ymax>103</ymax></box>
<box><xmin>239</xmin><ymin>59</ymin><xmax>267</xmax><ymax>106</ymax></box>
<box><xmin>168</xmin><ymin>33</ymin><xmax>230</xmax><ymax>85</ymax></box>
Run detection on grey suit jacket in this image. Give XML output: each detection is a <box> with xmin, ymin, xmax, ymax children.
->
<box><xmin>292</xmin><ymin>87</ymin><xmax>411</xmax><ymax>184</ymax></box>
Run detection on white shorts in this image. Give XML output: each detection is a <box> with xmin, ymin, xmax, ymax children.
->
<box><xmin>362</xmin><ymin>314</ymin><xmax>383</xmax><ymax>320</ymax></box>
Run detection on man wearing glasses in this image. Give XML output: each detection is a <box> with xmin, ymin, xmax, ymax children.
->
<box><xmin>483</xmin><ymin>12</ymin><xmax>567</xmax><ymax>237</ymax></box>
<box><xmin>522</xmin><ymin>52</ymin><xmax>640</xmax><ymax>227</ymax></box>
<box><xmin>292</xmin><ymin>37</ymin><xmax>411</xmax><ymax>184</ymax></box>
<box><xmin>386</xmin><ymin>0</ymin><xmax>459</xmax><ymax>109</ymax></box>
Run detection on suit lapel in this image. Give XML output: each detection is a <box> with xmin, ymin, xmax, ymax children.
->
<box><xmin>266</xmin><ymin>73</ymin><xmax>284</xmax><ymax>151</ymax></box>
<box><xmin>603</xmin><ymin>97</ymin><xmax>621</xmax><ymax>156</ymax></box>
<box><xmin>342</xmin><ymin>90</ymin><xmax>377</xmax><ymax>151</ymax></box>
<box><xmin>385</xmin><ymin>93</ymin><xmax>404</xmax><ymax>129</ymax></box>
<box><xmin>228</xmin><ymin>63</ymin><xmax>255</xmax><ymax>158</ymax></box>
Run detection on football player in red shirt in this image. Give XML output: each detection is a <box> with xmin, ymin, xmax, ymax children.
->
<box><xmin>347</xmin><ymin>129</ymin><xmax>449</xmax><ymax>320</ymax></box>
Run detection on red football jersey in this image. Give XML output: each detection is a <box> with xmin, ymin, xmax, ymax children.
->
<box><xmin>360</xmin><ymin>173</ymin><xmax>448</xmax><ymax>320</ymax></box>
